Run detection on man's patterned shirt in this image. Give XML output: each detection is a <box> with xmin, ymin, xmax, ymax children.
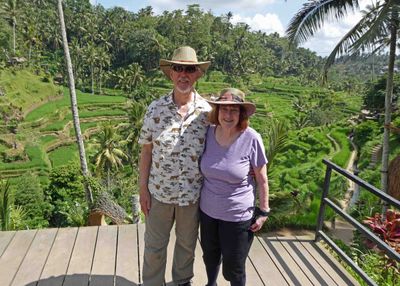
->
<box><xmin>138</xmin><ymin>91</ymin><xmax>211</xmax><ymax>206</ymax></box>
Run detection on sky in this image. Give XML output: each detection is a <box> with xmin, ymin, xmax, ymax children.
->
<box><xmin>90</xmin><ymin>0</ymin><xmax>372</xmax><ymax>57</ymax></box>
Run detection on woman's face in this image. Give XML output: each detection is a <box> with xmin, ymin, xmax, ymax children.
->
<box><xmin>218</xmin><ymin>104</ymin><xmax>240</xmax><ymax>130</ymax></box>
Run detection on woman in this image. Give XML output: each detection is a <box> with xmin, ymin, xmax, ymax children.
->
<box><xmin>200</xmin><ymin>88</ymin><xmax>270</xmax><ymax>286</ymax></box>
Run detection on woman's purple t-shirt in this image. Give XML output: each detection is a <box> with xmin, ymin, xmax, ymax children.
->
<box><xmin>200</xmin><ymin>126</ymin><xmax>268</xmax><ymax>222</ymax></box>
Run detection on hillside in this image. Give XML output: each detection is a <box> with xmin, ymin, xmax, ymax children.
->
<box><xmin>0</xmin><ymin>69</ymin><xmax>366</xmax><ymax>229</ymax></box>
<box><xmin>0</xmin><ymin>70</ymin><xmax>128</xmax><ymax>182</ymax></box>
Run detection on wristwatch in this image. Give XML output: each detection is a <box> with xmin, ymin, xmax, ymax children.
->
<box><xmin>255</xmin><ymin>207</ymin><xmax>270</xmax><ymax>217</ymax></box>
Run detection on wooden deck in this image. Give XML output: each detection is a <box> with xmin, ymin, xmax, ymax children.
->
<box><xmin>0</xmin><ymin>224</ymin><xmax>359</xmax><ymax>286</ymax></box>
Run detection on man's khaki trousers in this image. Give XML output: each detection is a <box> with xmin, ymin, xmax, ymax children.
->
<box><xmin>142</xmin><ymin>197</ymin><xmax>199</xmax><ymax>286</ymax></box>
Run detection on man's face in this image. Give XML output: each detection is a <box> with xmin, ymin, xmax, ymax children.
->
<box><xmin>169</xmin><ymin>65</ymin><xmax>202</xmax><ymax>94</ymax></box>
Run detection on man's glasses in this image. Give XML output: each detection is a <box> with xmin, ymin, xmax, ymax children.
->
<box><xmin>171</xmin><ymin>65</ymin><xmax>198</xmax><ymax>73</ymax></box>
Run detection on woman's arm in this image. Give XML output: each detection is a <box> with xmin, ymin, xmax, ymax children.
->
<box><xmin>249</xmin><ymin>164</ymin><xmax>270</xmax><ymax>232</ymax></box>
<box><xmin>254</xmin><ymin>164</ymin><xmax>269</xmax><ymax>211</ymax></box>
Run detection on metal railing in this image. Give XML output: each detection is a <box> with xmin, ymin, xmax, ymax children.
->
<box><xmin>316</xmin><ymin>159</ymin><xmax>400</xmax><ymax>286</ymax></box>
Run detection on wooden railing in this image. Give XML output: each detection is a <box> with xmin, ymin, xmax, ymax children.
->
<box><xmin>316</xmin><ymin>159</ymin><xmax>400</xmax><ymax>286</ymax></box>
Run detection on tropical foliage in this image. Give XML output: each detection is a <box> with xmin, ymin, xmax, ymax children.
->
<box><xmin>0</xmin><ymin>2</ymin><xmax>399</xmax><ymax>283</ymax></box>
<box><xmin>286</xmin><ymin>0</ymin><xmax>400</xmax><ymax>198</ymax></box>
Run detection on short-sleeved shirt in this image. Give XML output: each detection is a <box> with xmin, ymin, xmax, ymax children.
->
<box><xmin>200</xmin><ymin>126</ymin><xmax>268</xmax><ymax>222</ymax></box>
<box><xmin>138</xmin><ymin>91</ymin><xmax>211</xmax><ymax>206</ymax></box>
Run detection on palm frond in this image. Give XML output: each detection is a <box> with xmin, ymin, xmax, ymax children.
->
<box><xmin>323</xmin><ymin>1</ymin><xmax>392</xmax><ymax>79</ymax></box>
<box><xmin>348</xmin><ymin>1</ymin><xmax>393</xmax><ymax>53</ymax></box>
<box><xmin>266</xmin><ymin>120</ymin><xmax>289</xmax><ymax>174</ymax></box>
<box><xmin>286</xmin><ymin>0</ymin><xmax>360</xmax><ymax>45</ymax></box>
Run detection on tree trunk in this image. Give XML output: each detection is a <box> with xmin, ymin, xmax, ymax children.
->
<box><xmin>28</xmin><ymin>42</ymin><xmax>32</xmax><ymax>63</ymax></box>
<box><xmin>91</xmin><ymin>64</ymin><xmax>94</xmax><ymax>95</ymax></box>
<box><xmin>57</xmin><ymin>0</ymin><xmax>93</xmax><ymax>205</ymax></box>
<box><xmin>107</xmin><ymin>167</ymin><xmax>110</xmax><ymax>192</ymax></box>
<box><xmin>381</xmin><ymin>17</ymin><xmax>397</xmax><ymax>210</ymax></box>
<box><xmin>99</xmin><ymin>66</ymin><xmax>102</xmax><ymax>94</ymax></box>
<box><xmin>12</xmin><ymin>21</ymin><xmax>16</xmax><ymax>56</ymax></box>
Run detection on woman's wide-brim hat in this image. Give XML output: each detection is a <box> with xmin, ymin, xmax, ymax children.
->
<box><xmin>207</xmin><ymin>92</ymin><xmax>256</xmax><ymax>117</ymax></box>
<box><xmin>160</xmin><ymin>46</ymin><xmax>211</xmax><ymax>77</ymax></box>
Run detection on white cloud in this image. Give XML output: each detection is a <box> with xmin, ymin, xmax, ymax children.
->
<box><xmin>231</xmin><ymin>13</ymin><xmax>284</xmax><ymax>35</ymax></box>
<box><xmin>299</xmin><ymin>0</ymin><xmax>376</xmax><ymax>56</ymax></box>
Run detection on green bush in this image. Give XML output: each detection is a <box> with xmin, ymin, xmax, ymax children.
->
<box><xmin>13</xmin><ymin>173</ymin><xmax>51</xmax><ymax>229</ymax></box>
<box><xmin>44</xmin><ymin>163</ymin><xmax>87</xmax><ymax>227</ymax></box>
<box><xmin>48</xmin><ymin>144</ymin><xmax>79</xmax><ymax>168</ymax></box>
<box><xmin>354</xmin><ymin>121</ymin><xmax>380</xmax><ymax>148</ymax></box>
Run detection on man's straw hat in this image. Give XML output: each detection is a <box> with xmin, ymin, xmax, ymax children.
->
<box><xmin>160</xmin><ymin>46</ymin><xmax>210</xmax><ymax>77</ymax></box>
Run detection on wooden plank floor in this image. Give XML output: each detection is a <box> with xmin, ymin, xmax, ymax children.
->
<box><xmin>0</xmin><ymin>224</ymin><xmax>359</xmax><ymax>286</ymax></box>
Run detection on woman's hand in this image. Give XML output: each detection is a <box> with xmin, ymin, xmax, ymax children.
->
<box><xmin>249</xmin><ymin>215</ymin><xmax>268</xmax><ymax>232</ymax></box>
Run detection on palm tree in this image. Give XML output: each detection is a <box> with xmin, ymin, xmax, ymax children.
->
<box><xmin>1</xmin><ymin>0</ymin><xmax>20</xmax><ymax>56</ymax></box>
<box><xmin>57</xmin><ymin>0</ymin><xmax>93</xmax><ymax>204</ymax></box>
<box><xmin>286</xmin><ymin>0</ymin><xmax>399</xmax><ymax>196</ymax></box>
<box><xmin>95</xmin><ymin>46</ymin><xmax>111</xmax><ymax>94</ymax></box>
<box><xmin>120</xmin><ymin>101</ymin><xmax>147</xmax><ymax>167</ymax></box>
<box><xmin>0</xmin><ymin>179</ymin><xmax>11</xmax><ymax>231</ymax></box>
<box><xmin>115</xmin><ymin>63</ymin><xmax>145</xmax><ymax>94</ymax></box>
<box><xmin>93</xmin><ymin>123</ymin><xmax>128</xmax><ymax>191</ymax></box>
<box><xmin>83</xmin><ymin>41</ymin><xmax>98</xmax><ymax>95</ymax></box>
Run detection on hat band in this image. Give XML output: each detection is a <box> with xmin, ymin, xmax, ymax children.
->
<box><xmin>217</xmin><ymin>94</ymin><xmax>244</xmax><ymax>103</ymax></box>
<box><xmin>174</xmin><ymin>60</ymin><xmax>198</xmax><ymax>63</ymax></box>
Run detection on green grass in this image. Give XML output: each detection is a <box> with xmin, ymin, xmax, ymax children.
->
<box><xmin>40</xmin><ymin>119</ymin><xmax>70</xmax><ymax>132</ymax></box>
<box><xmin>249</xmin><ymin>92</ymin><xmax>294</xmax><ymax>121</ymax></box>
<box><xmin>0</xmin><ymin>69</ymin><xmax>62</xmax><ymax>113</ymax></box>
<box><xmin>0</xmin><ymin>143</ymin><xmax>7</xmax><ymax>153</ymax></box>
<box><xmin>79</xmin><ymin>109</ymin><xmax>126</xmax><ymax>118</ymax></box>
<box><xmin>330</xmin><ymin>127</ymin><xmax>352</xmax><ymax>167</ymax></box>
<box><xmin>48</xmin><ymin>144</ymin><xmax>79</xmax><ymax>168</ymax></box>
<box><xmin>80</xmin><ymin>122</ymin><xmax>100</xmax><ymax>133</ymax></box>
<box><xmin>25</xmin><ymin>88</ymin><xmax>126</xmax><ymax>122</ymax></box>
<box><xmin>0</xmin><ymin>145</ymin><xmax>49</xmax><ymax>171</ymax></box>
<box><xmin>39</xmin><ymin>135</ymin><xmax>58</xmax><ymax>145</ymax></box>
<box><xmin>196</xmin><ymin>80</ymin><xmax>230</xmax><ymax>94</ymax></box>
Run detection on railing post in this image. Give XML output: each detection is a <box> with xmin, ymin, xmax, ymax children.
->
<box><xmin>131</xmin><ymin>194</ymin><xmax>140</xmax><ymax>223</ymax></box>
<box><xmin>315</xmin><ymin>165</ymin><xmax>332</xmax><ymax>242</ymax></box>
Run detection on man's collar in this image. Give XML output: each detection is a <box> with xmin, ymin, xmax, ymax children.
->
<box><xmin>161</xmin><ymin>90</ymin><xmax>199</xmax><ymax>106</ymax></box>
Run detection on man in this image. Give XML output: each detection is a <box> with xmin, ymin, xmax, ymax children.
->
<box><xmin>138</xmin><ymin>46</ymin><xmax>211</xmax><ymax>286</ymax></box>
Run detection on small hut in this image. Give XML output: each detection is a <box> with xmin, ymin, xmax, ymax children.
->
<box><xmin>388</xmin><ymin>155</ymin><xmax>400</xmax><ymax>200</ymax></box>
<box><xmin>387</xmin><ymin>123</ymin><xmax>400</xmax><ymax>200</ymax></box>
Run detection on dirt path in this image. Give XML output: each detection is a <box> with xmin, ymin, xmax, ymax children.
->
<box><xmin>330</xmin><ymin>137</ymin><xmax>358</xmax><ymax>245</ymax></box>
<box><xmin>326</xmin><ymin>133</ymin><xmax>340</xmax><ymax>156</ymax></box>
<box><xmin>342</xmin><ymin>139</ymin><xmax>358</xmax><ymax>211</ymax></box>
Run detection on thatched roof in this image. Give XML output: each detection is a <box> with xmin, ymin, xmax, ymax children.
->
<box><xmin>388</xmin><ymin>155</ymin><xmax>400</xmax><ymax>200</ymax></box>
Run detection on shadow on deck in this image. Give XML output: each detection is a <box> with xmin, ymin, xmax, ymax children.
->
<box><xmin>0</xmin><ymin>224</ymin><xmax>359</xmax><ymax>286</ymax></box>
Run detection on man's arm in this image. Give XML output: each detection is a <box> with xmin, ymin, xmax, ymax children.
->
<box><xmin>139</xmin><ymin>143</ymin><xmax>153</xmax><ymax>216</ymax></box>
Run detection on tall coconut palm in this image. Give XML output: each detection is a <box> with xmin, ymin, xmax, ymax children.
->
<box><xmin>94</xmin><ymin>123</ymin><xmax>128</xmax><ymax>191</ymax></box>
<box><xmin>83</xmin><ymin>41</ymin><xmax>98</xmax><ymax>95</ymax></box>
<box><xmin>120</xmin><ymin>101</ymin><xmax>147</xmax><ymax>167</ymax></box>
<box><xmin>1</xmin><ymin>0</ymin><xmax>20</xmax><ymax>56</ymax></box>
<box><xmin>286</xmin><ymin>0</ymin><xmax>399</xmax><ymax>196</ymax></box>
<box><xmin>57</xmin><ymin>0</ymin><xmax>93</xmax><ymax>204</ymax></box>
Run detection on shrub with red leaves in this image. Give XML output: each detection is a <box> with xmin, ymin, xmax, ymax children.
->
<box><xmin>363</xmin><ymin>209</ymin><xmax>400</xmax><ymax>254</ymax></box>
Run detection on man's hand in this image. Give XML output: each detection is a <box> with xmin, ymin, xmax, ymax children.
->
<box><xmin>140</xmin><ymin>189</ymin><xmax>151</xmax><ymax>216</ymax></box>
<box><xmin>139</xmin><ymin>143</ymin><xmax>153</xmax><ymax>217</ymax></box>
